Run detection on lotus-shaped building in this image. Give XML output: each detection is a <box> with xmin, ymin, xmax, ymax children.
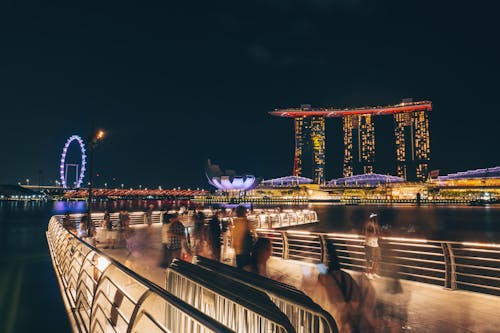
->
<box><xmin>206</xmin><ymin>159</ymin><xmax>260</xmax><ymax>191</ymax></box>
<box><xmin>208</xmin><ymin>175</ymin><xmax>258</xmax><ymax>191</ymax></box>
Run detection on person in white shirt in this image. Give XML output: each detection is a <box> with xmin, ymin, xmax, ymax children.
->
<box><xmin>363</xmin><ymin>213</ymin><xmax>381</xmax><ymax>279</ymax></box>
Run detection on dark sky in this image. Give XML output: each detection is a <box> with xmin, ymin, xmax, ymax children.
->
<box><xmin>1</xmin><ymin>0</ymin><xmax>498</xmax><ymax>189</ymax></box>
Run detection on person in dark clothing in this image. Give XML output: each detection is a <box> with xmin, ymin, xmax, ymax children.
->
<box><xmin>167</xmin><ymin>213</ymin><xmax>186</xmax><ymax>263</ymax></box>
<box><xmin>243</xmin><ymin>238</ymin><xmax>272</xmax><ymax>276</ymax></box>
<box><xmin>159</xmin><ymin>213</ymin><xmax>173</xmax><ymax>268</ymax></box>
<box><xmin>302</xmin><ymin>242</ymin><xmax>364</xmax><ymax>333</ymax></box>
<box><xmin>191</xmin><ymin>212</ymin><xmax>214</xmax><ymax>259</ymax></box>
<box><xmin>208</xmin><ymin>211</ymin><xmax>222</xmax><ymax>261</ymax></box>
<box><xmin>231</xmin><ymin>205</ymin><xmax>256</xmax><ymax>269</ymax></box>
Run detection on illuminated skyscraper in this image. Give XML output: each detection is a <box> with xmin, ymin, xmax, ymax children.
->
<box><xmin>343</xmin><ymin>115</ymin><xmax>375</xmax><ymax>176</ymax></box>
<box><xmin>343</xmin><ymin>116</ymin><xmax>354</xmax><ymax>177</ymax></box>
<box><xmin>270</xmin><ymin>100</ymin><xmax>432</xmax><ymax>183</ymax></box>
<box><xmin>293</xmin><ymin>117</ymin><xmax>305</xmax><ymax>177</ymax></box>
<box><xmin>394</xmin><ymin>110</ymin><xmax>430</xmax><ymax>181</ymax></box>
<box><xmin>310</xmin><ymin>116</ymin><xmax>326</xmax><ymax>184</ymax></box>
<box><xmin>291</xmin><ymin>108</ymin><xmax>325</xmax><ymax>184</ymax></box>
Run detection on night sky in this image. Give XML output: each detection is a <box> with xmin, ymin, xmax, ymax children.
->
<box><xmin>1</xmin><ymin>0</ymin><xmax>498</xmax><ymax>189</ymax></box>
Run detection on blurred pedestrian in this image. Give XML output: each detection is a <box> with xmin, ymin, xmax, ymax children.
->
<box><xmin>145</xmin><ymin>204</ymin><xmax>154</xmax><ymax>227</ymax></box>
<box><xmin>159</xmin><ymin>213</ymin><xmax>173</xmax><ymax>268</ymax></box>
<box><xmin>231</xmin><ymin>205</ymin><xmax>256</xmax><ymax>269</ymax></box>
<box><xmin>303</xmin><ymin>242</ymin><xmax>362</xmax><ymax>333</ymax></box>
<box><xmin>167</xmin><ymin>213</ymin><xmax>186</xmax><ymax>263</ymax></box>
<box><xmin>364</xmin><ymin>213</ymin><xmax>381</xmax><ymax>279</ymax></box>
<box><xmin>243</xmin><ymin>238</ymin><xmax>272</xmax><ymax>277</ymax></box>
<box><xmin>119</xmin><ymin>208</ymin><xmax>134</xmax><ymax>254</ymax></box>
<box><xmin>191</xmin><ymin>212</ymin><xmax>214</xmax><ymax>259</ymax></box>
<box><xmin>101</xmin><ymin>211</ymin><xmax>117</xmax><ymax>249</ymax></box>
<box><xmin>208</xmin><ymin>211</ymin><xmax>222</xmax><ymax>261</ymax></box>
<box><xmin>62</xmin><ymin>212</ymin><xmax>75</xmax><ymax>233</ymax></box>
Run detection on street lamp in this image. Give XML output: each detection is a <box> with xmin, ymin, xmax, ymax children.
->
<box><xmin>87</xmin><ymin>128</ymin><xmax>105</xmax><ymax>237</ymax></box>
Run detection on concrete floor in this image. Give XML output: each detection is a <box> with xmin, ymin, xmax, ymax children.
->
<box><xmin>98</xmin><ymin>223</ymin><xmax>500</xmax><ymax>333</ymax></box>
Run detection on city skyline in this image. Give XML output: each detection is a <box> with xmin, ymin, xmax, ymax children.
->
<box><xmin>1</xmin><ymin>1</ymin><xmax>499</xmax><ymax>188</ymax></box>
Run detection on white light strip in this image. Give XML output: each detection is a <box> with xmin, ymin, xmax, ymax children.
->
<box><xmin>462</xmin><ymin>242</ymin><xmax>500</xmax><ymax>249</ymax></box>
<box><xmin>383</xmin><ymin>237</ymin><xmax>428</xmax><ymax>243</ymax></box>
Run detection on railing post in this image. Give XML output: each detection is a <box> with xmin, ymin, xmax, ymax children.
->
<box><xmin>282</xmin><ymin>232</ymin><xmax>289</xmax><ymax>260</ymax></box>
<box><xmin>319</xmin><ymin>234</ymin><xmax>328</xmax><ymax>265</ymax></box>
<box><xmin>441</xmin><ymin>242</ymin><xmax>457</xmax><ymax>290</ymax></box>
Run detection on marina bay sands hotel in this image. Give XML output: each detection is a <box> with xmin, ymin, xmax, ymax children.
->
<box><xmin>269</xmin><ymin>99</ymin><xmax>432</xmax><ymax>184</ymax></box>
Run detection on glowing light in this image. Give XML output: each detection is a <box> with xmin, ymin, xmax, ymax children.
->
<box><xmin>96</xmin><ymin>256</ymin><xmax>110</xmax><ymax>271</ymax></box>
<box><xmin>208</xmin><ymin>175</ymin><xmax>257</xmax><ymax>191</ymax></box>
<box><xmin>462</xmin><ymin>242</ymin><xmax>500</xmax><ymax>249</ymax></box>
<box><xmin>383</xmin><ymin>237</ymin><xmax>428</xmax><ymax>243</ymax></box>
<box><xmin>327</xmin><ymin>233</ymin><xmax>361</xmax><ymax>239</ymax></box>
<box><xmin>287</xmin><ymin>230</ymin><xmax>312</xmax><ymax>235</ymax></box>
<box><xmin>96</xmin><ymin>130</ymin><xmax>105</xmax><ymax>140</ymax></box>
<box><xmin>59</xmin><ymin>135</ymin><xmax>87</xmax><ymax>188</ymax></box>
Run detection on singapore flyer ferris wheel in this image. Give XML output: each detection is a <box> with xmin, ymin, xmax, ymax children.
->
<box><xmin>60</xmin><ymin>135</ymin><xmax>87</xmax><ymax>188</ymax></box>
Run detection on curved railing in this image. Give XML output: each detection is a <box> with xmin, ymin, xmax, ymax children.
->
<box><xmin>194</xmin><ymin>256</ymin><xmax>339</xmax><ymax>333</ymax></box>
<box><xmin>165</xmin><ymin>259</ymin><xmax>296</xmax><ymax>333</ymax></box>
<box><xmin>46</xmin><ymin>217</ymin><xmax>234</xmax><ymax>333</ymax></box>
<box><xmin>256</xmin><ymin>229</ymin><xmax>500</xmax><ymax>296</ymax></box>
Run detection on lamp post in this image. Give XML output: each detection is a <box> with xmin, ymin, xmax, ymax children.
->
<box><xmin>87</xmin><ymin>129</ymin><xmax>105</xmax><ymax>237</ymax></box>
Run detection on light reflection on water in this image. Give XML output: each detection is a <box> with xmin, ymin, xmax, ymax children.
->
<box><xmin>300</xmin><ymin>203</ymin><xmax>500</xmax><ymax>242</ymax></box>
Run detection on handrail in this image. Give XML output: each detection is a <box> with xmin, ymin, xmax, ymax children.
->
<box><xmin>166</xmin><ymin>259</ymin><xmax>296</xmax><ymax>333</ymax></box>
<box><xmin>256</xmin><ymin>228</ymin><xmax>500</xmax><ymax>296</ymax></box>
<box><xmin>46</xmin><ymin>215</ymin><xmax>234</xmax><ymax>333</ymax></box>
<box><xmin>55</xmin><ymin>208</ymin><xmax>318</xmax><ymax>230</ymax></box>
<box><xmin>194</xmin><ymin>255</ymin><xmax>339</xmax><ymax>333</ymax></box>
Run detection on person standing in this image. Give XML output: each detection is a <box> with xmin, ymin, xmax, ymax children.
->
<box><xmin>145</xmin><ymin>204</ymin><xmax>154</xmax><ymax>227</ymax></box>
<box><xmin>78</xmin><ymin>212</ymin><xmax>89</xmax><ymax>238</ymax></box>
<box><xmin>159</xmin><ymin>213</ymin><xmax>173</xmax><ymax>268</ymax></box>
<box><xmin>191</xmin><ymin>212</ymin><xmax>214</xmax><ymax>259</ymax></box>
<box><xmin>167</xmin><ymin>213</ymin><xmax>186</xmax><ymax>263</ymax></box>
<box><xmin>208</xmin><ymin>211</ymin><xmax>222</xmax><ymax>261</ymax></box>
<box><xmin>118</xmin><ymin>208</ymin><xmax>131</xmax><ymax>250</ymax></box>
<box><xmin>364</xmin><ymin>213</ymin><xmax>382</xmax><ymax>279</ymax></box>
<box><xmin>101</xmin><ymin>211</ymin><xmax>117</xmax><ymax>249</ymax></box>
<box><xmin>62</xmin><ymin>212</ymin><xmax>76</xmax><ymax>233</ymax></box>
<box><xmin>80</xmin><ymin>212</ymin><xmax>96</xmax><ymax>245</ymax></box>
<box><xmin>231</xmin><ymin>205</ymin><xmax>256</xmax><ymax>269</ymax></box>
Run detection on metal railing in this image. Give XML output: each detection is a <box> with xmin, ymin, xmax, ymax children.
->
<box><xmin>165</xmin><ymin>259</ymin><xmax>296</xmax><ymax>333</ymax></box>
<box><xmin>193</xmin><ymin>256</ymin><xmax>339</xmax><ymax>333</ymax></box>
<box><xmin>56</xmin><ymin>209</ymin><xmax>318</xmax><ymax>231</ymax></box>
<box><xmin>248</xmin><ymin>210</ymin><xmax>318</xmax><ymax>229</ymax></box>
<box><xmin>46</xmin><ymin>216</ymin><xmax>234</xmax><ymax>333</ymax></box>
<box><xmin>256</xmin><ymin>229</ymin><xmax>500</xmax><ymax>296</ymax></box>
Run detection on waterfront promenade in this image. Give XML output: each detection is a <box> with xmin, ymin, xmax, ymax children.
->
<box><xmin>98</xmin><ymin>223</ymin><xmax>500</xmax><ymax>333</ymax></box>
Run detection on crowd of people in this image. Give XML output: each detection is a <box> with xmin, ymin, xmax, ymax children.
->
<box><xmin>62</xmin><ymin>205</ymin><xmax>404</xmax><ymax>333</ymax></box>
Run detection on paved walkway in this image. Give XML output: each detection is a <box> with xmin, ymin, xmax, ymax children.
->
<box><xmin>98</xmin><ymin>224</ymin><xmax>500</xmax><ymax>333</ymax></box>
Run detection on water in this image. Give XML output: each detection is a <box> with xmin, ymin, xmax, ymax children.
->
<box><xmin>0</xmin><ymin>201</ymin><xmax>71</xmax><ymax>333</ymax></box>
<box><xmin>0</xmin><ymin>200</ymin><xmax>498</xmax><ymax>333</ymax></box>
<box><xmin>299</xmin><ymin>203</ymin><xmax>500</xmax><ymax>242</ymax></box>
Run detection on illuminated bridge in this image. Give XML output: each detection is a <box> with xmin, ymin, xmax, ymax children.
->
<box><xmin>62</xmin><ymin>188</ymin><xmax>208</xmax><ymax>199</ymax></box>
<box><xmin>270</xmin><ymin>100</ymin><xmax>432</xmax><ymax>183</ymax></box>
<box><xmin>47</xmin><ymin>211</ymin><xmax>500</xmax><ymax>333</ymax></box>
